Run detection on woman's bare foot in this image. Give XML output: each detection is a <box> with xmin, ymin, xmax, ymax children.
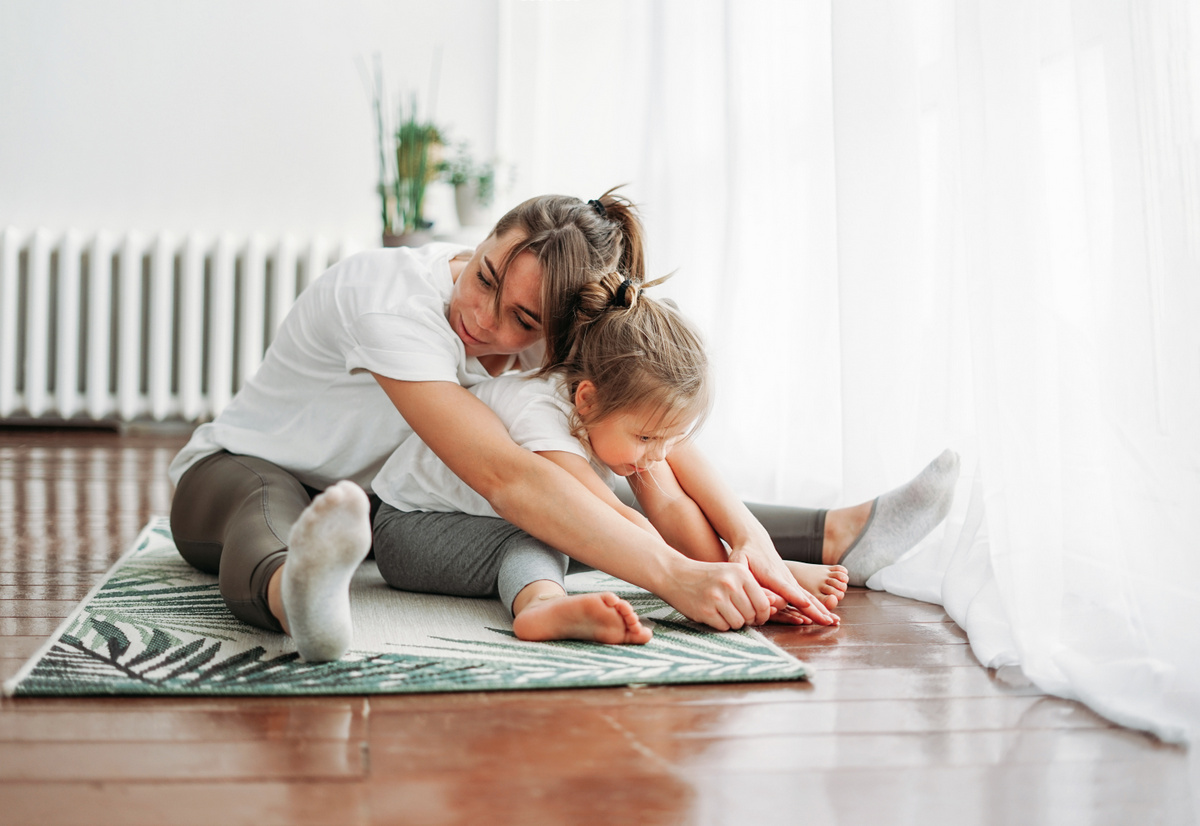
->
<box><xmin>512</xmin><ymin>591</ymin><xmax>653</xmax><ymax>645</ymax></box>
<box><xmin>784</xmin><ymin>560</ymin><xmax>849</xmax><ymax>609</ymax></box>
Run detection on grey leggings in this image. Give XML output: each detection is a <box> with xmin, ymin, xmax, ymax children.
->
<box><xmin>170</xmin><ymin>451</ymin><xmax>826</xmax><ymax>632</ymax></box>
<box><xmin>371</xmin><ymin>488</ymin><xmax>828</xmax><ymax>616</ymax></box>
<box><xmin>373</xmin><ymin>504</ymin><xmax>569</xmax><ymax>615</ymax></box>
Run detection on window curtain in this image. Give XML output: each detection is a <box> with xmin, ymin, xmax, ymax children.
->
<box><xmin>499</xmin><ymin>0</ymin><xmax>1200</xmax><ymax>744</ymax></box>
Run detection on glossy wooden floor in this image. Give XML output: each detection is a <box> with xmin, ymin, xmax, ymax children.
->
<box><xmin>0</xmin><ymin>429</ymin><xmax>1194</xmax><ymax>825</ymax></box>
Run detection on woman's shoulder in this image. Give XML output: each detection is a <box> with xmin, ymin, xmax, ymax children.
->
<box><xmin>336</xmin><ymin>242</ymin><xmax>470</xmax><ymax>282</ymax></box>
<box><xmin>313</xmin><ymin>242</ymin><xmax>473</xmax><ymax>307</ymax></box>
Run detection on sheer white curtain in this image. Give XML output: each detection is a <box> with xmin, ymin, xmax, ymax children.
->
<box><xmin>500</xmin><ymin>0</ymin><xmax>1200</xmax><ymax>743</ymax></box>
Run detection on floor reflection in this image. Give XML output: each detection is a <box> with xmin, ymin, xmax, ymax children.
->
<box><xmin>0</xmin><ymin>431</ymin><xmax>182</xmax><ymax>570</ymax></box>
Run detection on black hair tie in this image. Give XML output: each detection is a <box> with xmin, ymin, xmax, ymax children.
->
<box><xmin>615</xmin><ymin>278</ymin><xmax>633</xmax><ymax>307</ymax></box>
<box><xmin>588</xmin><ymin>199</ymin><xmax>607</xmax><ymax>219</ymax></box>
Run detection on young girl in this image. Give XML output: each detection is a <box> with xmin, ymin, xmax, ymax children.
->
<box><xmin>369</xmin><ymin>274</ymin><xmax>853</xmax><ymax>644</ymax></box>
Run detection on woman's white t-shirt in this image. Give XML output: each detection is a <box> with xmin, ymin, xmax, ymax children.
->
<box><xmin>372</xmin><ymin>374</ymin><xmax>615</xmax><ymax>517</ymax></box>
<box><xmin>168</xmin><ymin>243</ymin><xmax>541</xmax><ymax>492</ymax></box>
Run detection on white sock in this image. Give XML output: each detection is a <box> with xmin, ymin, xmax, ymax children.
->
<box><xmin>838</xmin><ymin>449</ymin><xmax>960</xmax><ymax>587</ymax></box>
<box><xmin>281</xmin><ymin>480</ymin><xmax>373</xmax><ymax>662</ymax></box>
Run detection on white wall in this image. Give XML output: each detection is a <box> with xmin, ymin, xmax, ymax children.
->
<box><xmin>0</xmin><ymin>0</ymin><xmax>499</xmax><ymax>245</ymax></box>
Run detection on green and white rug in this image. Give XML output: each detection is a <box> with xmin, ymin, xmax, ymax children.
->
<box><xmin>4</xmin><ymin>518</ymin><xmax>809</xmax><ymax>696</ymax></box>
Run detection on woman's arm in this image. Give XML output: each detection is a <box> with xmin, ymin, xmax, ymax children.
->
<box><xmin>628</xmin><ymin>463</ymin><xmax>728</xmax><ymax>563</ymax></box>
<box><xmin>664</xmin><ymin>441</ymin><xmax>839</xmax><ymax>625</ymax></box>
<box><xmin>372</xmin><ymin>374</ymin><xmax>774</xmax><ymax>629</ymax></box>
<box><xmin>536</xmin><ymin>450</ymin><xmax>663</xmax><ymax>541</ymax></box>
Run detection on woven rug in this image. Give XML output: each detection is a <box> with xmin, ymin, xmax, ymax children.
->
<box><xmin>4</xmin><ymin>518</ymin><xmax>809</xmax><ymax>696</ymax></box>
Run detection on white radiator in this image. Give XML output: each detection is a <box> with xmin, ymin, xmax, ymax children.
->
<box><xmin>0</xmin><ymin>228</ymin><xmax>359</xmax><ymax>424</ymax></box>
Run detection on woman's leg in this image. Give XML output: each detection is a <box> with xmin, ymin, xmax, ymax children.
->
<box><xmin>726</xmin><ymin>451</ymin><xmax>962</xmax><ymax>588</ymax></box>
<box><xmin>170</xmin><ymin>451</ymin><xmax>310</xmax><ymax>632</ymax></box>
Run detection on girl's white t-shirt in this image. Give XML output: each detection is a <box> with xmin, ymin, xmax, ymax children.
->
<box><xmin>168</xmin><ymin>243</ymin><xmax>541</xmax><ymax>492</ymax></box>
<box><xmin>372</xmin><ymin>374</ymin><xmax>615</xmax><ymax>517</ymax></box>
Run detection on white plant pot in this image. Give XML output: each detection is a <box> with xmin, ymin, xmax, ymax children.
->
<box><xmin>454</xmin><ymin>182</ymin><xmax>490</xmax><ymax>228</ymax></box>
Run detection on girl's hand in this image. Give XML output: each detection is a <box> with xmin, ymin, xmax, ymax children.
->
<box><xmin>766</xmin><ymin>603</ymin><xmax>815</xmax><ymax>626</ymax></box>
<box><xmin>662</xmin><ymin>559</ymin><xmax>776</xmax><ymax>630</ymax></box>
<box><xmin>727</xmin><ymin>539</ymin><xmax>840</xmax><ymax>626</ymax></box>
<box><xmin>662</xmin><ymin>443</ymin><xmax>840</xmax><ymax>627</ymax></box>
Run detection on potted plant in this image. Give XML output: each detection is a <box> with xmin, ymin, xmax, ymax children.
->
<box><xmin>370</xmin><ymin>66</ymin><xmax>443</xmax><ymax>247</ymax></box>
<box><xmin>442</xmin><ymin>142</ymin><xmax>495</xmax><ymax>229</ymax></box>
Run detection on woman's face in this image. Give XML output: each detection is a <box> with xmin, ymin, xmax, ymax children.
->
<box><xmin>448</xmin><ymin>231</ymin><xmax>543</xmax><ymax>359</ymax></box>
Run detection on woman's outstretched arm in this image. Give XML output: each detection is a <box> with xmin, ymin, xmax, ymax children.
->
<box><xmin>664</xmin><ymin>441</ymin><xmax>840</xmax><ymax>625</ymax></box>
<box><xmin>372</xmin><ymin>374</ymin><xmax>789</xmax><ymax>630</ymax></box>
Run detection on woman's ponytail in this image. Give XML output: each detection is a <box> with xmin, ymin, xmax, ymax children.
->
<box><xmin>590</xmin><ymin>187</ymin><xmax>645</xmax><ymax>287</ymax></box>
<box><xmin>484</xmin><ymin>185</ymin><xmax>648</xmax><ymax>369</ymax></box>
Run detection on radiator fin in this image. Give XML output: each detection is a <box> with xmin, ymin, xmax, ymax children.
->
<box><xmin>0</xmin><ymin>228</ymin><xmax>359</xmax><ymax>424</ymax></box>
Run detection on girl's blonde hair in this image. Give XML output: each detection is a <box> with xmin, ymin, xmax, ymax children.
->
<box><xmin>487</xmin><ymin>186</ymin><xmax>645</xmax><ymax>369</ymax></box>
<box><xmin>548</xmin><ymin>271</ymin><xmax>711</xmax><ymax>439</ymax></box>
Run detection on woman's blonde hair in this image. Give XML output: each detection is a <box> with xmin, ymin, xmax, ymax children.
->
<box><xmin>548</xmin><ymin>271</ymin><xmax>711</xmax><ymax>439</ymax></box>
<box><xmin>487</xmin><ymin>186</ymin><xmax>645</xmax><ymax>369</ymax></box>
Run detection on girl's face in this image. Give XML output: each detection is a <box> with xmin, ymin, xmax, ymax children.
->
<box><xmin>448</xmin><ymin>231</ymin><xmax>543</xmax><ymax>358</ymax></box>
<box><xmin>575</xmin><ymin>381</ymin><xmax>693</xmax><ymax>477</ymax></box>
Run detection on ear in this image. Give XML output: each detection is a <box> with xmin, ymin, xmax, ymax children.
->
<box><xmin>574</xmin><ymin>380</ymin><xmax>599</xmax><ymax>419</ymax></box>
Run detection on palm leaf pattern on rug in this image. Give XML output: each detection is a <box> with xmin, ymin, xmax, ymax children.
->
<box><xmin>7</xmin><ymin>518</ymin><xmax>808</xmax><ymax>696</ymax></box>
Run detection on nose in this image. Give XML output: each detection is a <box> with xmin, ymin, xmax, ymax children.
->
<box><xmin>645</xmin><ymin>442</ymin><xmax>668</xmax><ymax>464</ymax></box>
<box><xmin>474</xmin><ymin>304</ymin><xmax>498</xmax><ymax>333</ymax></box>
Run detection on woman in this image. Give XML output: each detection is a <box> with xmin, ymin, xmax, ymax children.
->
<box><xmin>169</xmin><ymin>190</ymin><xmax>854</xmax><ymax>662</ymax></box>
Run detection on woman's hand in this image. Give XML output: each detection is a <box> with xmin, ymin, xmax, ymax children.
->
<box><xmin>660</xmin><ymin>558</ymin><xmax>778</xmax><ymax>630</ymax></box>
<box><xmin>727</xmin><ymin>537</ymin><xmax>839</xmax><ymax>626</ymax></box>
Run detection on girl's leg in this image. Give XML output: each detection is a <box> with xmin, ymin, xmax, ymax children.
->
<box><xmin>170</xmin><ymin>451</ymin><xmax>309</xmax><ymax>632</ymax></box>
<box><xmin>613</xmin><ymin>482</ymin><xmax>849</xmax><ymax>606</ymax></box>
<box><xmin>372</xmin><ymin>505</ymin><xmax>650</xmax><ymax>644</ymax></box>
<box><xmin>373</xmin><ymin>506</ymin><xmax>550</xmax><ymax>599</ymax></box>
<box><xmin>613</xmin><ymin>482</ymin><xmax>831</xmax><ymax>563</ymax></box>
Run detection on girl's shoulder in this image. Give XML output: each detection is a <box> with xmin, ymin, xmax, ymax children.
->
<box><xmin>471</xmin><ymin>372</ymin><xmax>565</xmax><ymax>407</ymax></box>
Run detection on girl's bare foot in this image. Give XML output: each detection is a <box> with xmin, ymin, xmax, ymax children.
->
<box><xmin>784</xmin><ymin>560</ymin><xmax>849</xmax><ymax>609</ymax></box>
<box><xmin>512</xmin><ymin>591</ymin><xmax>653</xmax><ymax>645</ymax></box>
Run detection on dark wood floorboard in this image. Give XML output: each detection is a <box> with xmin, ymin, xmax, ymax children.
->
<box><xmin>0</xmin><ymin>428</ymin><xmax>1193</xmax><ymax>826</ymax></box>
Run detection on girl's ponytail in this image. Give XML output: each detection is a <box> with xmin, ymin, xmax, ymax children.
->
<box><xmin>551</xmin><ymin>272</ymin><xmax>710</xmax><ymax>439</ymax></box>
